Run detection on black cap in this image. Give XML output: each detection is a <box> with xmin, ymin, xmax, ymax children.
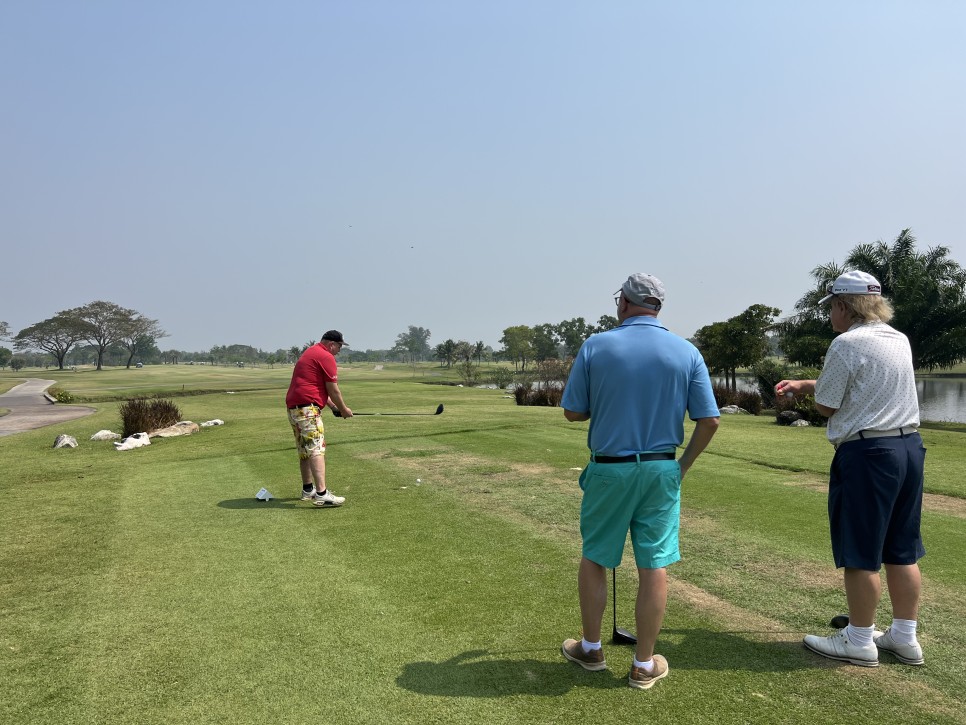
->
<box><xmin>321</xmin><ymin>330</ymin><xmax>349</xmax><ymax>347</ymax></box>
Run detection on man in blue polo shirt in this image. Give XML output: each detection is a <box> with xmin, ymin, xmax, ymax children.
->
<box><xmin>560</xmin><ymin>273</ymin><xmax>720</xmax><ymax>690</ymax></box>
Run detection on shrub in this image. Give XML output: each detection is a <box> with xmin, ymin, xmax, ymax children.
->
<box><xmin>513</xmin><ymin>381</ymin><xmax>533</xmax><ymax>405</ymax></box>
<box><xmin>512</xmin><ymin>381</ymin><xmax>564</xmax><ymax>407</ymax></box>
<box><xmin>48</xmin><ymin>387</ymin><xmax>75</xmax><ymax>404</ymax></box>
<box><xmin>511</xmin><ymin>358</ymin><xmax>571</xmax><ymax>407</ymax></box>
<box><xmin>750</xmin><ymin>358</ymin><xmax>791</xmax><ymax>409</ymax></box>
<box><xmin>119</xmin><ymin>397</ymin><xmax>182</xmax><ymax>438</ymax></box>
<box><xmin>488</xmin><ymin>367</ymin><xmax>515</xmax><ymax>389</ymax></box>
<box><xmin>774</xmin><ymin>393</ymin><xmax>827</xmax><ymax>427</ymax></box>
<box><xmin>734</xmin><ymin>389</ymin><xmax>763</xmax><ymax>415</ymax></box>
<box><xmin>456</xmin><ymin>361</ymin><xmax>480</xmax><ymax>386</ymax></box>
<box><xmin>712</xmin><ymin>383</ymin><xmax>763</xmax><ymax>414</ymax></box>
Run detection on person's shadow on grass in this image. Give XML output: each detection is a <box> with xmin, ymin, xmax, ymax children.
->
<box><xmin>397</xmin><ymin>632</ymin><xmax>808</xmax><ymax>697</ymax></box>
<box><xmin>217</xmin><ymin>497</ymin><xmax>332</xmax><ymax>511</ymax></box>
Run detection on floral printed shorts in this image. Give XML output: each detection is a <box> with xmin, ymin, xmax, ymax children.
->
<box><xmin>287</xmin><ymin>404</ymin><xmax>326</xmax><ymax>459</ymax></box>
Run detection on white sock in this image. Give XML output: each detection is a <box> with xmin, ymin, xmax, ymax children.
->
<box><xmin>581</xmin><ymin>638</ymin><xmax>601</xmax><ymax>652</ymax></box>
<box><xmin>633</xmin><ymin>657</ymin><xmax>654</xmax><ymax>672</ymax></box>
<box><xmin>890</xmin><ymin>618</ymin><xmax>918</xmax><ymax>644</ymax></box>
<box><xmin>846</xmin><ymin>624</ymin><xmax>874</xmax><ymax>648</ymax></box>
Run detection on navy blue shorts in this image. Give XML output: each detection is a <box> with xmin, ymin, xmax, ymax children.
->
<box><xmin>828</xmin><ymin>432</ymin><xmax>926</xmax><ymax>570</ymax></box>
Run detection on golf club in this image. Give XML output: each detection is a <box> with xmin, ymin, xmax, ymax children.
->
<box><xmin>333</xmin><ymin>403</ymin><xmax>444</xmax><ymax>417</ymax></box>
<box><xmin>612</xmin><ymin>568</ymin><xmax>637</xmax><ymax>645</ymax></box>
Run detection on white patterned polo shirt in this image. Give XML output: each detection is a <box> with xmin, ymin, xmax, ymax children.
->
<box><xmin>815</xmin><ymin>321</ymin><xmax>920</xmax><ymax>447</ymax></box>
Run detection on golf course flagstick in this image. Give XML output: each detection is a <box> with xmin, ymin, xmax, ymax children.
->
<box><xmin>612</xmin><ymin>568</ymin><xmax>637</xmax><ymax>645</ymax></box>
<box><xmin>333</xmin><ymin>404</ymin><xmax>444</xmax><ymax>417</ymax></box>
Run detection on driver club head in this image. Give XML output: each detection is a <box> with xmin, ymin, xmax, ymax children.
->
<box><xmin>612</xmin><ymin>627</ymin><xmax>638</xmax><ymax>645</ymax></box>
<box><xmin>434</xmin><ymin>404</ymin><xmax>444</xmax><ymax>415</ymax></box>
<box><xmin>829</xmin><ymin>614</ymin><xmax>850</xmax><ymax>629</ymax></box>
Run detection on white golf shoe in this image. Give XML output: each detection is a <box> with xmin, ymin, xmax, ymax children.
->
<box><xmin>312</xmin><ymin>489</ymin><xmax>345</xmax><ymax>507</ymax></box>
<box><xmin>803</xmin><ymin>629</ymin><xmax>878</xmax><ymax>667</ymax></box>
<box><xmin>874</xmin><ymin>628</ymin><xmax>924</xmax><ymax>666</ymax></box>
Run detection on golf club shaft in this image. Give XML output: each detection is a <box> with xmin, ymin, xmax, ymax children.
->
<box><xmin>612</xmin><ymin>568</ymin><xmax>638</xmax><ymax>644</ymax></box>
<box><xmin>333</xmin><ymin>404</ymin><xmax>444</xmax><ymax>417</ymax></box>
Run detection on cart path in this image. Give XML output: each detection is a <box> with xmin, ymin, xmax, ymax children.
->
<box><xmin>0</xmin><ymin>379</ymin><xmax>97</xmax><ymax>437</ymax></box>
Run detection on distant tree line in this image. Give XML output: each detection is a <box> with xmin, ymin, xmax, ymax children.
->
<box><xmin>5</xmin><ymin>232</ymin><xmax>963</xmax><ymax>376</ymax></box>
<box><xmin>497</xmin><ymin>315</ymin><xmax>619</xmax><ymax>371</ymax></box>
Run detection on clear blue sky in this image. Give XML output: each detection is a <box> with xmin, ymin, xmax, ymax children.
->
<box><xmin>2</xmin><ymin>1</ymin><xmax>964</xmax><ymax>353</ymax></box>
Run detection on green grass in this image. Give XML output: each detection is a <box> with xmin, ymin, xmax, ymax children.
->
<box><xmin>2</xmin><ymin>367</ymin><xmax>966</xmax><ymax>724</ymax></box>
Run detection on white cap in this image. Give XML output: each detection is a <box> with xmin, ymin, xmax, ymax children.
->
<box><xmin>818</xmin><ymin>270</ymin><xmax>882</xmax><ymax>304</ymax></box>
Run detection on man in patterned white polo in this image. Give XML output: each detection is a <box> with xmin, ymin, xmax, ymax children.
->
<box><xmin>775</xmin><ymin>270</ymin><xmax>925</xmax><ymax>668</ymax></box>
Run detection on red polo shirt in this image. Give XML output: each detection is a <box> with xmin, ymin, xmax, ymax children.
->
<box><xmin>285</xmin><ymin>343</ymin><xmax>338</xmax><ymax>408</ymax></box>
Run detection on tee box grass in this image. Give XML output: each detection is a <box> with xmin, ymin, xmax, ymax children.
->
<box><xmin>1</xmin><ymin>365</ymin><xmax>965</xmax><ymax>724</ymax></box>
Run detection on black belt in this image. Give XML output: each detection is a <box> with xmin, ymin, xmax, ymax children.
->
<box><xmin>287</xmin><ymin>402</ymin><xmax>321</xmax><ymax>410</ymax></box>
<box><xmin>592</xmin><ymin>452</ymin><xmax>676</xmax><ymax>464</ymax></box>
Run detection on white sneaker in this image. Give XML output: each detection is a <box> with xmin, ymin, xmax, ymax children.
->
<box><xmin>300</xmin><ymin>489</ymin><xmax>316</xmax><ymax>501</ymax></box>
<box><xmin>312</xmin><ymin>489</ymin><xmax>345</xmax><ymax>507</ymax></box>
<box><xmin>803</xmin><ymin>629</ymin><xmax>878</xmax><ymax>667</ymax></box>
<box><xmin>874</xmin><ymin>628</ymin><xmax>924</xmax><ymax>666</ymax></box>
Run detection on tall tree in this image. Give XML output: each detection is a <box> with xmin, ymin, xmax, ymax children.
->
<box><xmin>434</xmin><ymin>339</ymin><xmax>456</xmax><ymax>368</ymax></box>
<box><xmin>118</xmin><ymin>314</ymin><xmax>167</xmax><ymax>368</ymax></box>
<box><xmin>556</xmin><ymin>317</ymin><xmax>592</xmax><ymax>357</ymax></box>
<box><xmin>473</xmin><ymin>341</ymin><xmax>486</xmax><ymax>365</ymax></box>
<box><xmin>777</xmin><ymin>230</ymin><xmax>966</xmax><ymax>369</ymax></box>
<box><xmin>454</xmin><ymin>340</ymin><xmax>474</xmax><ymax>363</ymax></box>
<box><xmin>0</xmin><ymin>320</ymin><xmax>9</xmax><ymax>340</ymax></box>
<box><xmin>394</xmin><ymin>325</ymin><xmax>432</xmax><ymax>364</ymax></box>
<box><xmin>532</xmin><ymin>323</ymin><xmax>560</xmax><ymax>361</ymax></box>
<box><xmin>500</xmin><ymin>325</ymin><xmax>534</xmax><ymax>371</ymax></box>
<box><xmin>13</xmin><ymin>312</ymin><xmax>88</xmax><ymax>370</ymax></box>
<box><xmin>69</xmin><ymin>301</ymin><xmax>137</xmax><ymax>370</ymax></box>
<box><xmin>593</xmin><ymin>315</ymin><xmax>619</xmax><ymax>333</ymax></box>
<box><xmin>694</xmin><ymin>304</ymin><xmax>781</xmax><ymax>390</ymax></box>
<box><xmin>845</xmin><ymin>230</ymin><xmax>966</xmax><ymax>369</ymax></box>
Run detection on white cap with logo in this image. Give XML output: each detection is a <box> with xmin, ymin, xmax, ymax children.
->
<box><xmin>818</xmin><ymin>271</ymin><xmax>882</xmax><ymax>304</ymax></box>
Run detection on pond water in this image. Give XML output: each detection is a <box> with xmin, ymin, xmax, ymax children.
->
<box><xmin>917</xmin><ymin>378</ymin><xmax>966</xmax><ymax>424</ymax></box>
<box><xmin>717</xmin><ymin>376</ymin><xmax>966</xmax><ymax>424</ymax></box>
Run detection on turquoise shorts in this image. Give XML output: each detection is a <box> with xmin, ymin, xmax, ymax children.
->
<box><xmin>579</xmin><ymin>459</ymin><xmax>682</xmax><ymax>569</ymax></box>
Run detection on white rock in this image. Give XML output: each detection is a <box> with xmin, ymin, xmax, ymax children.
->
<box><xmin>719</xmin><ymin>405</ymin><xmax>750</xmax><ymax>415</ymax></box>
<box><xmin>90</xmin><ymin>430</ymin><xmax>122</xmax><ymax>441</ymax></box>
<box><xmin>149</xmin><ymin>421</ymin><xmax>199</xmax><ymax>438</ymax></box>
<box><xmin>200</xmin><ymin>419</ymin><xmax>225</xmax><ymax>427</ymax></box>
<box><xmin>114</xmin><ymin>432</ymin><xmax>151</xmax><ymax>451</ymax></box>
<box><xmin>790</xmin><ymin>419</ymin><xmax>811</xmax><ymax>427</ymax></box>
<box><xmin>53</xmin><ymin>434</ymin><xmax>78</xmax><ymax>449</ymax></box>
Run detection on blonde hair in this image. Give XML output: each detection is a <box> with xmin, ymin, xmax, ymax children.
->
<box><xmin>839</xmin><ymin>294</ymin><xmax>894</xmax><ymax>324</ymax></box>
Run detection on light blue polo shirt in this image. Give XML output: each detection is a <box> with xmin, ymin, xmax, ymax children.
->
<box><xmin>561</xmin><ymin>316</ymin><xmax>718</xmax><ymax>456</ymax></box>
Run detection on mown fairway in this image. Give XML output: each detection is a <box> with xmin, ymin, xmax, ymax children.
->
<box><xmin>2</xmin><ymin>365</ymin><xmax>965</xmax><ymax>724</ymax></box>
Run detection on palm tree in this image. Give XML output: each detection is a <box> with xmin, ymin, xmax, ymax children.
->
<box><xmin>845</xmin><ymin>230</ymin><xmax>966</xmax><ymax>369</ymax></box>
<box><xmin>777</xmin><ymin>230</ymin><xmax>966</xmax><ymax>369</ymax></box>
